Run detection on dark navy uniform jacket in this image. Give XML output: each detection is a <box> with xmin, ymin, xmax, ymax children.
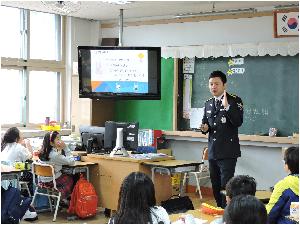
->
<box><xmin>201</xmin><ymin>93</ymin><xmax>243</xmax><ymax>160</ymax></box>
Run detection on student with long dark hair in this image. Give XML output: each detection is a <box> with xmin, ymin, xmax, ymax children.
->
<box><xmin>39</xmin><ymin>131</ymin><xmax>75</xmax><ymax>205</ymax></box>
<box><xmin>223</xmin><ymin>195</ymin><xmax>267</xmax><ymax>224</ymax></box>
<box><xmin>1</xmin><ymin>127</ymin><xmax>37</xmax><ymax>221</ymax></box>
<box><xmin>266</xmin><ymin>146</ymin><xmax>299</xmax><ymax>223</ymax></box>
<box><xmin>109</xmin><ymin>172</ymin><xmax>170</xmax><ymax>224</ymax></box>
<box><xmin>1</xmin><ymin>127</ymin><xmax>34</xmax><ymax>194</ymax></box>
<box><xmin>1</xmin><ymin>127</ymin><xmax>33</xmax><ymax>160</ymax></box>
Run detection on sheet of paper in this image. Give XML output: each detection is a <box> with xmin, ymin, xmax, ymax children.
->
<box><xmin>183</xmin><ymin>74</ymin><xmax>192</xmax><ymax>119</ymax></box>
<box><xmin>190</xmin><ymin>107</ymin><xmax>204</xmax><ymax>129</ymax></box>
<box><xmin>183</xmin><ymin>58</ymin><xmax>195</xmax><ymax>74</ymax></box>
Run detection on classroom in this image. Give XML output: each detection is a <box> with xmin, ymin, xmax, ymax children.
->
<box><xmin>1</xmin><ymin>1</ymin><xmax>299</xmax><ymax>224</ymax></box>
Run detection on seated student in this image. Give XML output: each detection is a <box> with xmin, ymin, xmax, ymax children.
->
<box><xmin>266</xmin><ymin>146</ymin><xmax>299</xmax><ymax>224</ymax></box>
<box><xmin>1</xmin><ymin>127</ymin><xmax>33</xmax><ymax>162</ymax></box>
<box><xmin>210</xmin><ymin>175</ymin><xmax>257</xmax><ymax>224</ymax></box>
<box><xmin>39</xmin><ymin>131</ymin><xmax>75</xmax><ymax>206</ymax></box>
<box><xmin>1</xmin><ymin>127</ymin><xmax>37</xmax><ymax>221</ymax></box>
<box><xmin>225</xmin><ymin>175</ymin><xmax>257</xmax><ymax>204</ymax></box>
<box><xmin>1</xmin><ymin>127</ymin><xmax>34</xmax><ymax>195</ymax></box>
<box><xmin>109</xmin><ymin>172</ymin><xmax>170</xmax><ymax>224</ymax></box>
<box><xmin>223</xmin><ymin>195</ymin><xmax>267</xmax><ymax>224</ymax></box>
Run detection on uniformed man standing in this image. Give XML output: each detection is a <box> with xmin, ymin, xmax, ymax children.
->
<box><xmin>200</xmin><ymin>71</ymin><xmax>243</xmax><ymax>208</ymax></box>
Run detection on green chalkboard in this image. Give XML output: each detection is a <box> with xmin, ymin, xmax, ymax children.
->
<box><xmin>181</xmin><ymin>55</ymin><xmax>299</xmax><ymax>136</ymax></box>
<box><xmin>114</xmin><ymin>58</ymin><xmax>174</xmax><ymax>130</ymax></box>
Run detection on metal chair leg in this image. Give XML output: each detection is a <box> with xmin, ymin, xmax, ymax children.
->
<box><xmin>194</xmin><ymin>175</ymin><xmax>203</xmax><ymax>200</ymax></box>
<box><xmin>31</xmin><ymin>187</ymin><xmax>38</xmax><ymax>206</ymax></box>
<box><xmin>47</xmin><ymin>190</ymin><xmax>53</xmax><ymax>212</ymax></box>
<box><xmin>53</xmin><ymin>193</ymin><xmax>61</xmax><ymax>222</ymax></box>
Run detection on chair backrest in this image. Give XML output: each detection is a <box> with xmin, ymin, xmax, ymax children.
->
<box><xmin>31</xmin><ymin>162</ymin><xmax>57</xmax><ymax>190</ymax></box>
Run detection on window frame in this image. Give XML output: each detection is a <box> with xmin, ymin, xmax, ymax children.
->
<box><xmin>1</xmin><ymin>7</ymin><xmax>66</xmax><ymax>128</ymax></box>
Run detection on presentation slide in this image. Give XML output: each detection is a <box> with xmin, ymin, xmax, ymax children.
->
<box><xmin>90</xmin><ymin>50</ymin><xmax>148</xmax><ymax>93</ymax></box>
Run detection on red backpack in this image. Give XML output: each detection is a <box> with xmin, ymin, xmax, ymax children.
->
<box><xmin>68</xmin><ymin>174</ymin><xmax>98</xmax><ymax>218</ymax></box>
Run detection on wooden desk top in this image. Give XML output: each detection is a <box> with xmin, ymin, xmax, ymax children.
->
<box><xmin>221</xmin><ymin>190</ymin><xmax>272</xmax><ymax>203</ymax></box>
<box><xmin>64</xmin><ymin>161</ymin><xmax>98</xmax><ymax>167</ymax></box>
<box><xmin>86</xmin><ymin>154</ymin><xmax>174</xmax><ymax>163</ymax></box>
<box><xmin>1</xmin><ymin>165</ymin><xmax>22</xmax><ymax>174</ymax></box>
<box><xmin>72</xmin><ymin>151</ymin><xmax>87</xmax><ymax>156</ymax></box>
<box><xmin>255</xmin><ymin>190</ymin><xmax>272</xmax><ymax>203</ymax></box>
<box><xmin>169</xmin><ymin>209</ymin><xmax>221</xmax><ymax>224</ymax></box>
<box><xmin>142</xmin><ymin>160</ymin><xmax>202</xmax><ymax>168</ymax></box>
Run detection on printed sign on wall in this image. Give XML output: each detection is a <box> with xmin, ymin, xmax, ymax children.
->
<box><xmin>274</xmin><ymin>9</ymin><xmax>299</xmax><ymax>38</ymax></box>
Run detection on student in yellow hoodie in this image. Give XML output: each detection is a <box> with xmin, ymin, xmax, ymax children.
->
<box><xmin>266</xmin><ymin>146</ymin><xmax>299</xmax><ymax>223</ymax></box>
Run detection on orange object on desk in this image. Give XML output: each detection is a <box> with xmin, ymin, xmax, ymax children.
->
<box><xmin>201</xmin><ymin>203</ymin><xmax>224</xmax><ymax>215</ymax></box>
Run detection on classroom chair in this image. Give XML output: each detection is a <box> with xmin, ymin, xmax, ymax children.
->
<box><xmin>31</xmin><ymin>162</ymin><xmax>61</xmax><ymax>222</ymax></box>
<box><xmin>182</xmin><ymin>147</ymin><xmax>210</xmax><ymax>200</ymax></box>
<box><xmin>19</xmin><ymin>181</ymin><xmax>31</xmax><ymax>197</ymax></box>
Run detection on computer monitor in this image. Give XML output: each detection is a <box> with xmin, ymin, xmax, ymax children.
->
<box><xmin>79</xmin><ymin>125</ymin><xmax>105</xmax><ymax>154</ymax></box>
<box><xmin>104</xmin><ymin>121</ymin><xmax>139</xmax><ymax>152</ymax></box>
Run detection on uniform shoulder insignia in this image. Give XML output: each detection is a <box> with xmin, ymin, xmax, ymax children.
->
<box><xmin>228</xmin><ymin>93</ymin><xmax>238</xmax><ymax>98</ymax></box>
<box><xmin>206</xmin><ymin>97</ymin><xmax>214</xmax><ymax>102</ymax></box>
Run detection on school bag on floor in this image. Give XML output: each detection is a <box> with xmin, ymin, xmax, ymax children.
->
<box><xmin>68</xmin><ymin>174</ymin><xmax>98</xmax><ymax>218</ymax></box>
<box><xmin>161</xmin><ymin>195</ymin><xmax>194</xmax><ymax>214</ymax></box>
<box><xmin>1</xmin><ymin>185</ymin><xmax>32</xmax><ymax>224</ymax></box>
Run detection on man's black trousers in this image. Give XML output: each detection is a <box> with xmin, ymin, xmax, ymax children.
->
<box><xmin>209</xmin><ymin>158</ymin><xmax>237</xmax><ymax>208</ymax></box>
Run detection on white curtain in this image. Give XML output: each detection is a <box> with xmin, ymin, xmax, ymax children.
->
<box><xmin>162</xmin><ymin>41</ymin><xmax>299</xmax><ymax>59</ymax></box>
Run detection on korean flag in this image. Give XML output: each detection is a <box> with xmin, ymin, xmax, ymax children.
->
<box><xmin>277</xmin><ymin>11</ymin><xmax>299</xmax><ymax>36</ymax></box>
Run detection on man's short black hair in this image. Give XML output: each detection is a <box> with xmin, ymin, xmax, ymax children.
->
<box><xmin>209</xmin><ymin>71</ymin><xmax>227</xmax><ymax>84</ymax></box>
<box><xmin>284</xmin><ymin>146</ymin><xmax>299</xmax><ymax>174</ymax></box>
<box><xmin>225</xmin><ymin>175</ymin><xmax>257</xmax><ymax>199</ymax></box>
<box><xmin>223</xmin><ymin>195</ymin><xmax>267</xmax><ymax>224</ymax></box>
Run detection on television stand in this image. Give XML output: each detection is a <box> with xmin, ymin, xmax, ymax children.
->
<box><xmin>109</xmin><ymin>128</ymin><xmax>129</xmax><ymax>157</ymax></box>
<box><xmin>109</xmin><ymin>147</ymin><xmax>129</xmax><ymax>157</ymax></box>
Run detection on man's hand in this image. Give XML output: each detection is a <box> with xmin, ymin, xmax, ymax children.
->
<box><xmin>222</xmin><ymin>90</ymin><xmax>228</xmax><ymax>108</ymax></box>
<box><xmin>200</xmin><ymin>123</ymin><xmax>209</xmax><ymax>132</ymax></box>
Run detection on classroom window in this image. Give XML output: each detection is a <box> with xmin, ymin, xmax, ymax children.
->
<box><xmin>30</xmin><ymin>11</ymin><xmax>61</xmax><ymax>60</ymax></box>
<box><xmin>28</xmin><ymin>71</ymin><xmax>60</xmax><ymax>123</ymax></box>
<box><xmin>0</xmin><ymin>69</ymin><xmax>24</xmax><ymax>124</ymax></box>
<box><xmin>1</xmin><ymin>6</ymin><xmax>64</xmax><ymax>127</ymax></box>
<box><xmin>1</xmin><ymin>7</ymin><xmax>22</xmax><ymax>58</ymax></box>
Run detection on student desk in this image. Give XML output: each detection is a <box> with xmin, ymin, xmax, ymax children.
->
<box><xmin>1</xmin><ymin>164</ymin><xmax>25</xmax><ymax>188</ymax></box>
<box><xmin>169</xmin><ymin>209</ymin><xmax>221</xmax><ymax>223</ymax></box>
<box><xmin>81</xmin><ymin>154</ymin><xmax>175</xmax><ymax>210</ymax></box>
<box><xmin>255</xmin><ymin>190</ymin><xmax>272</xmax><ymax>203</ymax></box>
<box><xmin>142</xmin><ymin>160</ymin><xmax>202</xmax><ymax>196</ymax></box>
<box><xmin>62</xmin><ymin>161</ymin><xmax>97</xmax><ymax>181</ymax></box>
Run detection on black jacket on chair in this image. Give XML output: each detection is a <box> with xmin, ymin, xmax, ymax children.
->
<box><xmin>201</xmin><ymin>93</ymin><xmax>243</xmax><ymax>160</ymax></box>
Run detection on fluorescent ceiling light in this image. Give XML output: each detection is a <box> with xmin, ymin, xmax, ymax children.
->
<box><xmin>175</xmin><ymin>8</ymin><xmax>257</xmax><ymax>18</ymax></box>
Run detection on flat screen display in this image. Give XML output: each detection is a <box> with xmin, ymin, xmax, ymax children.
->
<box><xmin>78</xmin><ymin>46</ymin><xmax>161</xmax><ymax>99</ymax></box>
